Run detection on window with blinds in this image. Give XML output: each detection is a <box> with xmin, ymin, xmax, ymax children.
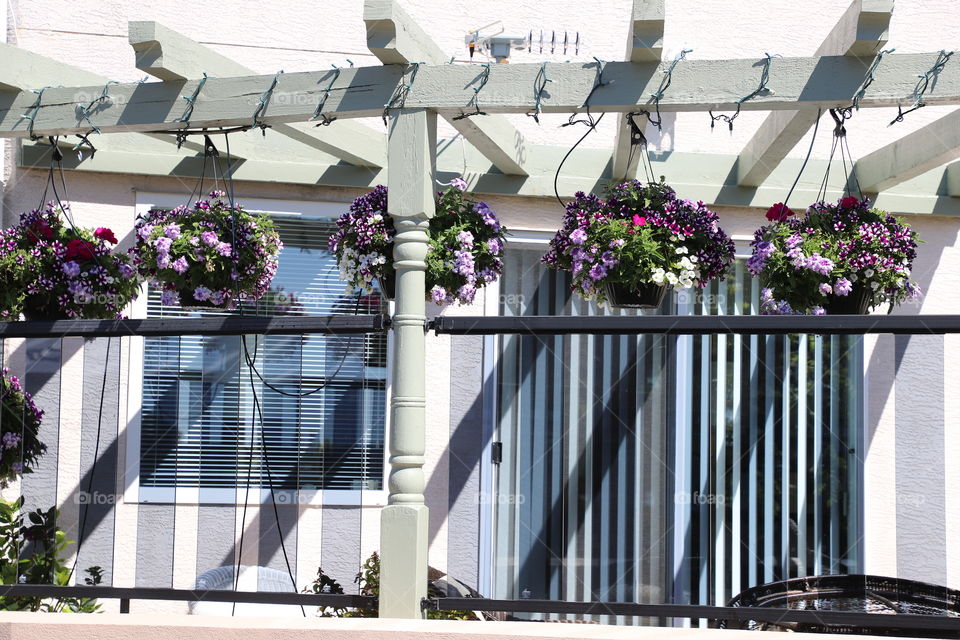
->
<box><xmin>139</xmin><ymin>216</ymin><xmax>387</xmax><ymax>491</ymax></box>
<box><xmin>492</xmin><ymin>248</ymin><xmax>862</xmax><ymax>617</ymax></box>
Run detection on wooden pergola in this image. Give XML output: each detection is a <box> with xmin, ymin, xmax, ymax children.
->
<box><xmin>1</xmin><ymin>0</ymin><xmax>959</xmax><ymax>618</ymax></box>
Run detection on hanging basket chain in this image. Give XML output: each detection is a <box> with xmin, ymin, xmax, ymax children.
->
<box><xmin>710</xmin><ymin>52</ymin><xmax>777</xmax><ymax>131</ymax></box>
<box><xmin>382</xmin><ymin>61</ymin><xmax>423</xmax><ymax>126</ymax></box>
<box><xmin>311</xmin><ymin>65</ymin><xmax>342</xmax><ymax>126</ymax></box>
<box><xmin>889</xmin><ymin>49</ymin><xmax>954</xmax><ymax>125</ymax></box>
<box><xmin>453</xmin><ymin>62</ymin><xmax>492</xmax><ymax>121</ymax></box>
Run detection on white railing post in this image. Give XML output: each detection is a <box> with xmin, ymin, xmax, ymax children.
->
<box><xmin>379</xmin><ymin>107</ymin><xmax>435</xmax><ymax>619</ymax></box>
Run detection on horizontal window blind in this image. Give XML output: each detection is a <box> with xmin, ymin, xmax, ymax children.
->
<box><xmin>139</xmin><ymin>216</ymin><xmax>387</xmax><ymax>490</ymax></box>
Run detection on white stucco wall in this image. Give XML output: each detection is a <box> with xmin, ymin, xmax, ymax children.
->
<box><xmin>2</xmin><ymin>0</ymin><xmax>960</xmax><ymax>611</ymax></box>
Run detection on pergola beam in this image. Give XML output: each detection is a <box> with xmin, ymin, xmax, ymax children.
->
<box><xmin>736</xmin><ymin>0</ymin><xmax>893</xmax><ymax>187</ymax></box>
<box><xmin>855</xmin><ymin>108</ymin><xmax>960</xmax><ymax>193</ymax></box>
<box><xmin>612</xmin><ymin>0</ymin><xmax>664</xmax><ymax>181</ymax></box>
<box><xmin>128</xmin><ymin>21</ymin><xmax>385</xmax><ymax>168</ymax></box>
<box><xmin>363</xmin><ymin>0</ymin><xmax>528</xmax><ymax>176</ymax></box>
<box><xmin>3</xmin><ymin>53</ymin><xmax>960</xmax><ymax>139</ymax></box>
<box><xmin>0</xmin><ymin>42</ymin><xmax>203</xmax><ymax>154</ymax></box>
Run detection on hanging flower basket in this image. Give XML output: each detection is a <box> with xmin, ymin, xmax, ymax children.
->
<box><xmin>0</xmin><ymin>204</ymin><xmax>139</xmax><ymax>320</ymax></box>
<box><xmin>328</xmin><ymin>178</ymin><xmax>507</xmax><ymax>306</ymax></box>
<box><xmin>603</xmin><ymin>281</ymin><xmax>670</xmax><ymax>309</ymax></box>
<box><xmin>133</xmin><ymin>191</ymin><xmax>283</xmax><ymax>310</ymax></box>
<box><xmin>749</xmin><ymin>197</ymin><xmax>922</xmax><ymax>315</ymax></box>
<box><xmin>0</xmin><ymin>368</ymin><xmax>46</xmax><ymax>487</ymax></box>
<box><xmin>542</xmin><ymin>180</ymin><xmax>735</xmax><ymax>309</ymax></box>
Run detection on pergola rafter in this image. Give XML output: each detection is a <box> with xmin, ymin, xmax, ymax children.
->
<box><xmin>736</xmin><ymin>0</ymin><xmax>894</xmax><ymax>187</ymax></box>
<box><xmin>855</xmin><ymin>108</ymin><xmax>960</xmax><ymax>193</ymax></box>
<box><xmin>611</xmin><ymin>0</ymin><xmax>665</xmax><ymax>182</ymax></box>
<box><xmin>129</xmin><ymin>21</ymin><xmax>386</xmax><ymax>169</ymax></box>
<box><xmin>363</xmin><ymin>0</ymin><xmax>528</xmax><ymax>176</ymax></box>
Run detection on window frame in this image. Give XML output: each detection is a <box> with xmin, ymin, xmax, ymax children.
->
<box><xmin>122</xmin><ymin>192</ymin><xmax>391</xmax><ymax>507</ymax></box>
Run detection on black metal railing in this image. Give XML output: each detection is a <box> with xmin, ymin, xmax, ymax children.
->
<box><xmin>429</xmin><ymin>314</ymin><xmax>960</xmax><ymax>335</ymax></box>
<box><xmin>0</xmin><ymin>584</ymin><xmax>375</xmax><ymax>614</ymax></box>
<box><xmin>428</xmin><ymin>597</ymin><xmax>960</xmax><ymax>635</ymax></box>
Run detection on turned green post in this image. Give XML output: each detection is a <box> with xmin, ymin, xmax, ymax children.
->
<box><xmin>379</xmin><ymin>107</ymin><xmax>435</xmax><ymax>619</ymax></box>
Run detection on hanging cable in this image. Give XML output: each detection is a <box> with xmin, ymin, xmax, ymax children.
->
<box><xmin>18</xmin><ymin>86</ymin><xmax>61</xmax><ymax>140</ymax></box>
<box><xmin>889</xmin><ymin>49</ymin><xmax>953</xmax><ymax>125</ymax></box>
<box><xmin>177</xmin><ymin>73</ymin><xmax>208</xmax><ymax>124</ymax></box>
<box><xmin>562</xmin><ymin>57</ymin><xmax>608</xmax><ymax>128</ymax></box>
<box><xmin>782</xmin><ymin>108</ymin><xmax>822</xmax><ymax>208</ymax></box>
<box><xmin>382</xmin><ymin>62</ymin><xmax>423</xmax><ymax>126</ymax></box>
<box><xmin>553</xmin><ymin>58</ymin><xmax>609</xmax><ymax>207</ymax></box>
<box><xmin>251</xmin><ymin>70</ymin><xmax>283</xmax><ymax>134</ymax></box>
<box><xmin>526</xmin><ymin>62</ymin><xmax>552</xmax><ymax>124</ymax></box>
<box><xmin>709</xmin><ymin>53</ymin><xmax>777</xmax><ymax>131</ymax></box>
<box><xmin>816</xmin><ymin>108</ymin><xmax>862</xmax><ymax>202</ymax></box>
<box><xmin>452</xmin><ymin>62</ymin><xmax>492</xmax><ymax>120</ymax></box>
<box><xmin>76</xmin><ymin>81</ymin><xmax>119</xmax><ymax>135</ymax></box>
<box><xmin>851</xmin><ymin>48</ymin><xmax>894</xmax><ymax>111</ymax></box>
<box><xmin>643</xmin><ymin>48</ymin><xmax>691</xmax><ymax>130</ymax></box>
<box><xmin>311</xmin><ymin>65</ymin><xmax>341</xmax><ymax>126</ymax></box>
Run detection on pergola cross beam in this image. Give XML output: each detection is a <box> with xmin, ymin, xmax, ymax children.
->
<box><xmin>736</xmin><ymin>0</ymin><xmax>894</xmax><ymax>187</ymax></box>
<box><xmin>4</xmin><ymin>53</ymin><xmax>960</xmax><ymax>140</ymax></box>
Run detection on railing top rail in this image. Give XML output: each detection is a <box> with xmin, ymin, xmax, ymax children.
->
<box><xmin>429</xmin><ymin>597</ymin><xmax>960</xmax><ymax>633</ymax></box>
<box><xmin>429</xmin><ymin>314</ymin><xmax>960</xmax><ymax>336</ymax></box>
<box><xmin>0</xmin><ymin>315</ymin><xmax>388</xmax><ymax>338</ymax></box>
<box><xmin>0</xmin><ymin>584</ymin><xmax>375</xmax><ymax>608</ymax></box>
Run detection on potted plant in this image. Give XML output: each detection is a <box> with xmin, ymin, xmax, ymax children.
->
<box><xmin>542</xmin><ymin>180</ymin><xmax>736</xmax><ymax>308</ymax></box>
<box><xmin>328</xmin><ymin>178</ymin><xmax>507</xmax><ymax>305</ymax></box>
<box><xmin>0</xmin><ymin>368</ymin><xmax>46</xmax><ymax>487</ymax></box>
<box><xmin>749</xmin><ymin>196</ymin><xmax>922</xmax><ymax>315</ymax></box>
<box><xmin>133</xmin><ymin>191</ymin><xmax>283</xmax><ymax>309</ymax></box>
<box><xmin>0</xmin><ymin>204</ymin><xmax>139</xmax><ymax>320</ymax></box>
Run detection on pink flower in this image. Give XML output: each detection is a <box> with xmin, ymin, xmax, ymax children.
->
<box><xmin>765</xmin><ymin>203</ymin><xmax>794</xmax><ymax>223</ymax></box>
<box><xmin>632</xmin><ymin>215</ymin><xmax>646</xmax><ymax>227</ymax></box>
<box><xmin>94</xmin><ymin>227</ymin><xmax>118</xmax><ymax>244</ymax></box>
<box><xmin>839</xmin><ymin>196</ymin><xmax>860</xmax><ymax>209</ymax></box>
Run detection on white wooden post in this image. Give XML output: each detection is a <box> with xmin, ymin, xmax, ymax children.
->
<box><xmin>380</xmin><ymin>107</ymin><xmax>435</xmax><ymax>619</ymax></box>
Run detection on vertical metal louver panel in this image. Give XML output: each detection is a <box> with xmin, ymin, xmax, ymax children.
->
<box><xmin>492</xmin><ymin>248</ymin><xmax>669</xmax><ymax>621</ymax></box>
<box><xmin>674</xmin><ymin>260</ymin><xmax>863</xmax><ymax>611</ymax></box>
<box><xmin>139</xmin><ymin>216</ymin><xmax>387</xmax><ymax>490</ymax></box>
<box><xmin>493</xmin><ymin>250</ymin><xmax>863</xmax><ymax>621</ymax></box>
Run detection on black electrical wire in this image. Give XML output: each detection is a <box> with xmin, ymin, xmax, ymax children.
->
<box><xmin>553</xmin><ymin>111</ymin><xmax>605</xmax><ymax>210</ymax></box>
<box><xmin>37</xmin><ymin>138</ymin><xmax>115</xmax><ymax>596</ymax></box>
<box><xmin>782</xmin><ymin>108</ymin><xmax>822</xmax><ymax>208</ymax></box>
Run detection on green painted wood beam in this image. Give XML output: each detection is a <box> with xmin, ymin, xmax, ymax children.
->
<box><xmin>855</xmin><ymin>108</ymin><xmax>960</xmax><ymax>193</ymax></box>
<box><xmin>612</xmin><ymin>0</ymin><xmax>665</xmax><ymax>181</ymax></box>
<box><xmin>362</xmin><ymin>0</ymin><xmax>528</xmax><ymax>176</ymax></box>
<box><xmin>128</xmin><ymin>21</ymin><xmax>385</xmax><ymax>168</ymax></box>
<box><xmin>0</xmin><ymin>42</ymin><xmax>207</xmax><ymax>155</ymax></box>
<box><xmin>3</xmin><ymin>52</ymin><xmax>960</xmax><ymax>139</ymax></box>
<box><xmin>737</xmin><ymin>0</ymin><xmax>893</xmax><ymax>187</ymax></box>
